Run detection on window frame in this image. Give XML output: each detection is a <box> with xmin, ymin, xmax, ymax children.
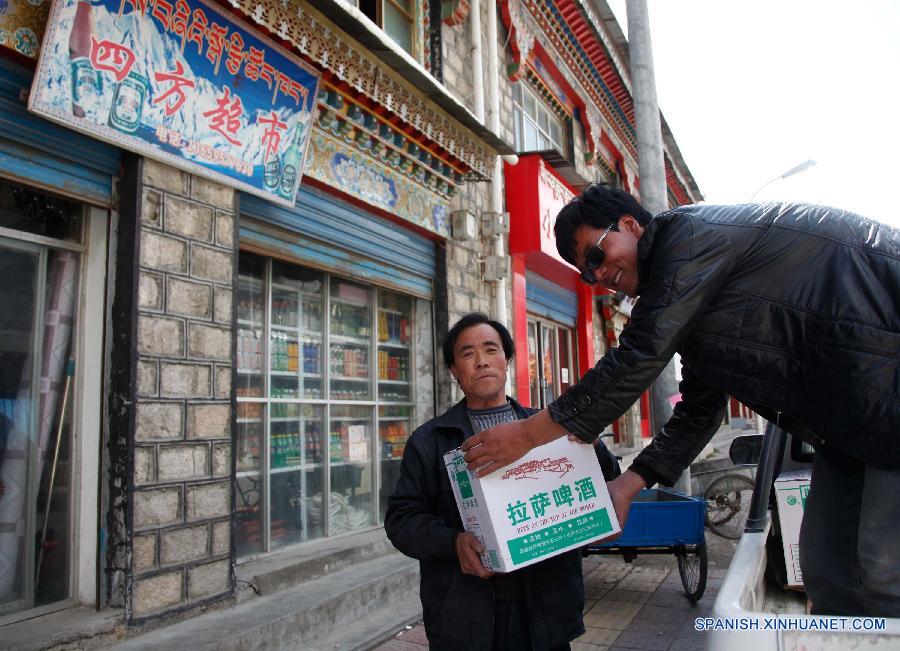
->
<box><xmin>235</xmin><ymin>253</ymin><xmax>426</xmax><ymax>560</ymax></box>
<box><xmin>350</xmin><ymin>0</ymin><xmax>419</xmax><ymax>58</ymax></box>
<box><xmin>379</xmin><ymin>0</ymin><xmax>416</xmax><ymax>56</ymax></box>
<box><xmin>512</xmin><ymin>82</ymin><xmax>569</xmax><ymax>158</ymax></box>
<box><xmin>0</xmin><ymin>192</ymin><xmax>106</xmax><ymax>625</ymax></box>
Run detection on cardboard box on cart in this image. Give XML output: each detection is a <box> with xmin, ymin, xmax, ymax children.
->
<box><xmin>773</xmin><ymin>469</ymin><xmax>812</xmax><ymax>588</ymax></box>
<box><xmin>444</xmin><ymin>437</ymin><xmax>620</xmax><ymax>573</ymax></box>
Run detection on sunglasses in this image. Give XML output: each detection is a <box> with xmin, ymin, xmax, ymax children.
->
<box><xmin>578</xmin><ymin>221</ymin><xmax>615</xmax><ymax>285</ymax></box>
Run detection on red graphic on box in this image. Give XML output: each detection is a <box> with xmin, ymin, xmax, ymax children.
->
<box><xmin>501</xmin><ymin>457</ymin><xmax>574</xmax><ymax>481</ymax></box>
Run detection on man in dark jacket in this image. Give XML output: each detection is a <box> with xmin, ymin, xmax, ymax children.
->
<box><xmin>385</xmin><ymin>313</ymin><xmax>588</xmax><ymax>650</ymax></box>
<box><xmin>461</xmin><ymin>185</ymin><xmax>900</xmax><ymax>617</ymax></box>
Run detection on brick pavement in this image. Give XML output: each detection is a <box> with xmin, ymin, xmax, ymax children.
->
<box><xmin>374</xmin><ymin>550</ymin><xmax>729</xmax><ymax>651</ymax></box>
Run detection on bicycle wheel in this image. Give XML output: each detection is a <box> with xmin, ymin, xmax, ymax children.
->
<box><xmin>705</xmin><ymin>474</ymin><xmax>755</xmax><ymax>539</ymax></box>
<box><xmin>677</xmin><ymin>541</ymin><xmax>707</xmax><ymax>602</ymax></box>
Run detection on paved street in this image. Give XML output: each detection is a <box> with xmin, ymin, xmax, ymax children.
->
<box><xmin>374</xmin><ymin>533</ymin><xmax>737</xmax><ymax>651</ymax></box>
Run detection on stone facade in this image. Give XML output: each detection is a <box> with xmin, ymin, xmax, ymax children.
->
<box><xmin>130</xmin><ymin>159</ymin><xmax>236</xmax><ymax>619</ymax></box>
<box><xmin>438</xmin><ymin>5</ymin><xmax>518</xmax><ymax>409</ymax></box>
<box><xmin>435</xmin><ymin>3</ymin><xmax>662</xmax><ymax>446</ymax></box>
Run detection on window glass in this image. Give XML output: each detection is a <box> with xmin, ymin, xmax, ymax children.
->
<box><xmin>329</xmin><ymin>404</ymin><xmax>374</xmax><ymax>534</ymax></box>
<box><xmin>0</xmin><ymin>182</ymin><xmax>82</xmax><ymax>243</ymax></box>
<box><xmin>270</xmin><ymin>403</ymin><xmax>326</xmax><ymax>548</ymax></box>
<box><xmin>379</xmin><ymin>404</ymin><xmax>412</xmax><ymax>519</ymax></box>
<box><xmin>549</xmin><ymin>121</ymin><xmax>561</xmax><ymax>146</ymax></box>
<box><xmin>512</xmin><ymin>83</ymin><xmax>567</xmax><ymax>155</ymax></box>
<box><xmin>330</xmin><ymin>279</ymin><xmax>372</xmax><ymax>401</ymax></box>
<box><xmin>523</xmin><ymin>121</ymin><xmax>538</xmax><ymax>151</ymax></box>
<box><xmin>235</xmin><ymin>405</ymin><xmax>264</xmax><ymax>557</ymax></box>
<box><xmin>0</xmin><ymin>183</ymin><xmax>83</xmax><ymax>616</ymax></box>
<box><xmin>524</xmin><ymin>92</ymin><xmax>536</xmax><ymax>119</ymax></box>
<box><xmin>527</xmin><ymin>322</ymin><xmax>539</xmax><ymax>407</ymax></box>
<box><xmin>235</xmin><ymin>255</ymin><xmax>426</xmax><ymax>556</ymax></box>
<box><xmin>526</xmin><ymin>318</ymin><xmax>574</xmax><ymax>409</ymax></box>
<box><xmin>383</xmin><ymin>1</ymin><xmax>413</xmax><ymax>55</ymax></box>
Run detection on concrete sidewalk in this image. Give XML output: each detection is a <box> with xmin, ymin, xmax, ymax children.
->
<box><xmin>375</xmin><ymin>534</ymin><xmax>737</xmax><ymax>651</ymax></box>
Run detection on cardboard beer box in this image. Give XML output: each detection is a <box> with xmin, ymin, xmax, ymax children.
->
<box><xmin>774</xmin><ymin>469</ymin><xmax>812</xmax><ymax>588</ymax></box>
<box><xmin>444</xmin><ymin>437</ymin><xmax>620</xmax><ymax>573</ymax></box>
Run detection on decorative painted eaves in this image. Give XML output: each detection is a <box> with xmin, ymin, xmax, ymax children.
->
<box><xmin>225</xmin><ymin>0</ymin><xmax>498</xmax><ymax>179</ymax></box>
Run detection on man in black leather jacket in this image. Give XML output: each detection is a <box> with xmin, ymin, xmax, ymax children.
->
<box><xmin>462</xmin><ymin>185</ymin><xmax>900</xmax><ymax>617</ymax></box>
<box><xmin>386</xmin><ymin>313</ymin><xmax>597</xmax><ymax>650</ymax></box>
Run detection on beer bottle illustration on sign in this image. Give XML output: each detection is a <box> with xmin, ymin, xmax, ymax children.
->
<box><xmin>278</xmin><ymin>116</ymin><xmax>309</xmax><ymax>200</ymax></box>
<box><xmin>69</xmin><ymin>0</ymin><xmax>101</xmax><ymax>118</ymax></box>
<box><xmin>108</xmin><ymin>71</ymin><xmax>149</xmax><ymax>133</ymax></box>
<box><xmin>263</xmin><ymin>147</ymin><xmax>281</xmax><ymax>190</ymax></box>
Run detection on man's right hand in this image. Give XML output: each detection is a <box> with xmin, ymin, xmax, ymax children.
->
<box><xmin>454</xmin><ymin>532</ymin><xmax>495</xmax><ymax>579</ymax></box>
<box><xmin>606</xmin><ymin>469</ymin><xmax>647</xmax><ymax>531</ymax></box>
<box><xmin>461</xmin><ymin>409</ymin><xmax>567</xmax><ymax>477</ymax></box>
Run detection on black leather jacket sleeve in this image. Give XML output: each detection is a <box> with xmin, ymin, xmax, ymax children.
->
<box><xmin>548</xmin><ymin>213</ymin><xmax>737</xmax><ymax>479</ymax></box>
<box><xmin>384</xmin><ymin>431</ymin><xmax>460</xmax><ymax>563</ymax></box>
<box><xmin>630</xmin><ymin>365</ymin><xmax>728</xmax><ymax>486</ymax></box>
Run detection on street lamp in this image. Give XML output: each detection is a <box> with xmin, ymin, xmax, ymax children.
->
<box><xmin>748</xmin><ymin>159</ymin><xmax>817</xmax><ymax>202</ymax></box>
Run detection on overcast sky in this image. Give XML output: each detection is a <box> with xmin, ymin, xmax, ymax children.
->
<box><xmin>607</xmin><ymin>0</ymin><xmax>900</xmax><ymax>227</ymax></box>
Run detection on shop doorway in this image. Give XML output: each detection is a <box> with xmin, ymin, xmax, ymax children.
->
<box><xmin>0</xmin><ymin>185</ymin><xmax>85</xmax><ymax>620</ymax></box>
<box><xmin>526</xmin><ymin>318</ymin><xmax>575</xmax><ymax>409</ymax></box>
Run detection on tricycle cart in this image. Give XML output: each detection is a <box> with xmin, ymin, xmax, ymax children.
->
<box><xmin>583</xmin><ymin>488</ymin><xmax>708</xmax><ymax>601</ymax></box>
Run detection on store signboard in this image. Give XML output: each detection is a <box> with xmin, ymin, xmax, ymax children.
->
<box><xmin>506</xmin><ymin>154</ymin><xmax>577</xmax><ymax>272</ymax></box>
<box><xmin>535</xmin><ymin>158</ymin><xmax>575</xmax><ymax>265</ymax></box>
<box><xmin>28</xmin><ymin>0</ymin><xmax>320</xmax><ymax>206</ymax></box>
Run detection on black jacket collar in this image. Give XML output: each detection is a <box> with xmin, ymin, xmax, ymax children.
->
<box><xmin>432</xmin><ymin>396</ymin><xmax>533</xmax><ymax>439</ymax></box>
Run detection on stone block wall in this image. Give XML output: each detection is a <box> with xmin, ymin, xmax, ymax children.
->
<box><xmin>130</xmin><ymin>159</ymin><xmax>236</xmax><ymax>619</ymax></box>
<box><xmin>440</xmin><ymin>19</ymin><xmax>474</xmax><ymax>116</ymax></box>
<box><xmin>437</xmin><ymin>176</ymin><xmax>515</xmax><ymax>409</ymax></box>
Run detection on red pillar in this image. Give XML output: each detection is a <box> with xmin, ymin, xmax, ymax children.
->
<box><xmin>640</xmin><ymin>392</ymin><xmax>652</xmax><ymax>438</ymax></box>
<box><xmin>511</xmin><ymin>253</ymin><xmax>530</xmax><ymax>406</ymax></box>
<box><xmin>576</xmin><ymin>283</ymin><xmax>595</xmax><ymax>377</ymax></box>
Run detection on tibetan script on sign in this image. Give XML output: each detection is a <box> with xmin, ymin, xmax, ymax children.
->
<box><xmin>29</xmin><ymin>0</ymin><xmax>321</xmax><ymax>206</ymax></box>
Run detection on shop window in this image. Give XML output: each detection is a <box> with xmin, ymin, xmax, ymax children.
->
<box><xmin>353</xmin><ymin>0</ymin><xmax>417</xmax><ymax>57</ymax></box>
<box><xmin>0</xmin><ymin>180</ymin><xmax>83</xmax><ymax>618</ymax></box>
<box><xmin>526</xmin><ymin>318</ymin><xmax>575</xmax><ymax>409</ymax></box>
<box><xmin>235</xmin><ymin>252</ymin><xmax>429</xmax><ymax>557</ymax></box>
<box><xmin>512</xmin><ymin>83</ymin><xmax>567</xmax><ymax>157</ymax></box>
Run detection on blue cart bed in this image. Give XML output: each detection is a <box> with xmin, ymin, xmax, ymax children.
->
<box><xmin>583</xmin><ymin>488</ymin><xmax>708</xmax><ymax>601</ymax></box>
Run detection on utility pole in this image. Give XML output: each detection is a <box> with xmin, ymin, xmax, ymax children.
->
<box><xmin>625</xmin><ymin>0</ymin><xmax>690</xmax><ymax>494</ymax></box>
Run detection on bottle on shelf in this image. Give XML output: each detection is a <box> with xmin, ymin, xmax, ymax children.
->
<box><xmin>288</xmin><ymin>341</ymin><xmax>298</xmax><ymax>372</ymax></box>
<box><xmin>400</xmin><ymin>317</ymin><xmax>410</xmax><ymax>344</ymax></box>
<box><xmin>378</xmin><ymin>311</ymin><xmax>388</xmax><ymax>342</ymax></box>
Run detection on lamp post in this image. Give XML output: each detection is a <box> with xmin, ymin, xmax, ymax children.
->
<box><xmin>749</xmin><ymin>159</ymin><xmax>817</xmax><ymax>202</ymax></box>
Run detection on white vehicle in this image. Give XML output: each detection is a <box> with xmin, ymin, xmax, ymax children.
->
<box><xmin>707</xmin><ymin>425</ymin><xmax>900</xmax><ymax>650</ymax></box>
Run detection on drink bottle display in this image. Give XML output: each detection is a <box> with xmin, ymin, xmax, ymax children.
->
<box><xmin>278</xmin><ymin>120</ymin><xmax>307</xmax><ymax>200</ymax></box>
<box><xmin>69</xmin><ymin>0</ymin><xmax>101</xmax><ymax>118</ymax></box>
<box><xmin>108</xmin><ymin>72</ymin><xmax>148</xmax><ymax>133</ymax></box>
<box><xmin>264</xmin><ymin>149</ymin><xmax>281</xmax><ymax>189</ymax></box>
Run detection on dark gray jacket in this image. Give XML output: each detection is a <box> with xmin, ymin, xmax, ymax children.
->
<box><xmin>384</xmin><ymin>398</ymin><xmax>585</xmax><ymax>650</ymax></box>
<box><xmin>549</xmin><ymin>203</ymin><xmax>900</xmax><ymax>485</ymax></box>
